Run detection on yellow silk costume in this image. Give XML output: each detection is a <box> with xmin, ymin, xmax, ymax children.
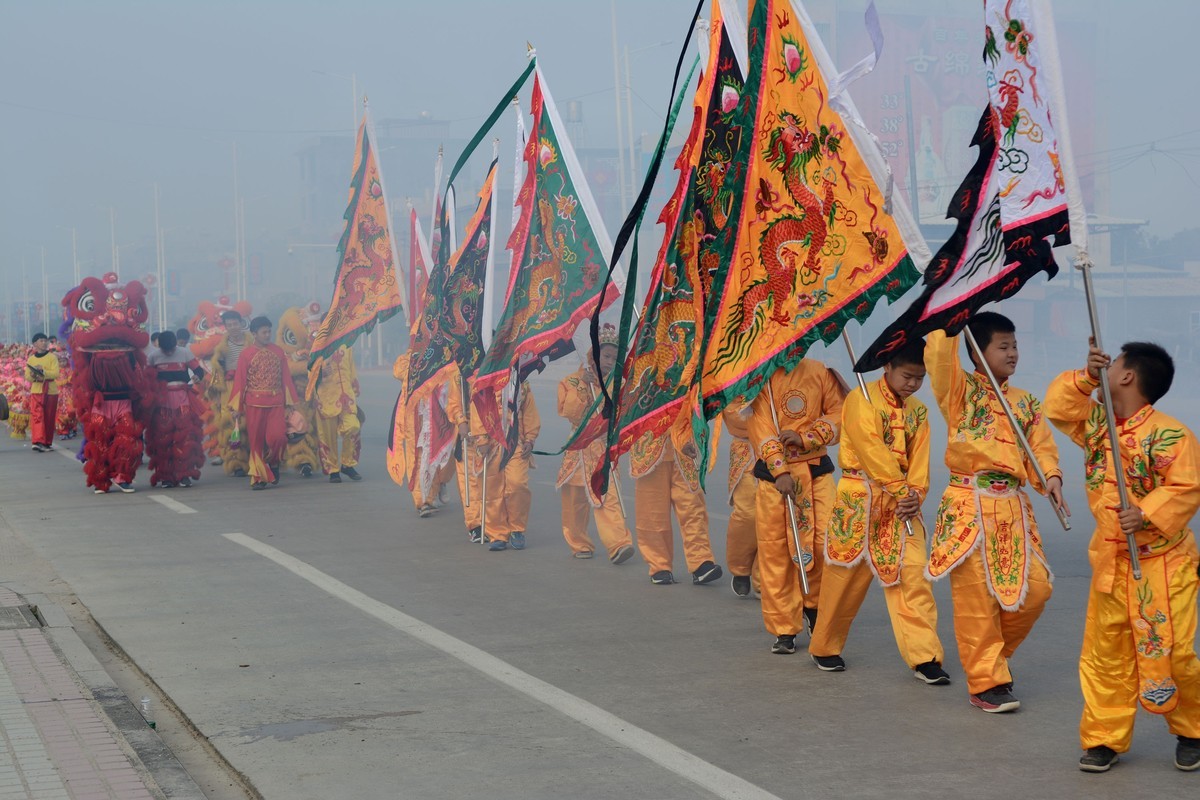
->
<box><xmin>444</xmin><ymin>370</ymin><xmax>482</xmax><ymax>532</ymax></box>
<box><xmin>1045</xmin><ymin>369</ymin><xmax>1200</xmax><ymax>750</ymax></box>
<box><xmin>211</xmin><ymin>332</ymin><xmax>251</xmax><ymax>475</ymax></box>
<box><xmin>722</xmin><ymin>410</ymin><xmax>758</xmax><ymax>583</ymax></box>
<box><xmin>747</xmin><ymin>359</ymin><xmax>844</xmax><ymax>636</ymax></box>
<box><xmin>556</xmin><ymin>368</ymin><xmax>633</xmax><ymax>559</ymax></box>
<box><xmin>926</xmin><ymin>330</ymin><xmax>1060</xmax><ymax>694</ymax></box>
<box><xmin>275</xmin><ymin>307</ymin><xmax>320</xmax><ymax>474</ymax></box>
<box><xmin>631</xmin><ymin>408</ymin><xmax>713</xmax><ymax>577</ymax></box>
<box><xmin>810</xmin><ymin>377</ymin><xmax>943</xmax><ymax>668</ymax></box>
<box><xmin>315</xmin><ymin>346</ymin><xmax>360</xmax><ymax>474</ymax></box>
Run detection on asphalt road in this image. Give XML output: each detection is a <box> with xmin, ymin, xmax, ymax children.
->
<box><xmin>1</xmin><ymin>354</ymin><xmax>1198</xmax><ymax>800</ymax></box>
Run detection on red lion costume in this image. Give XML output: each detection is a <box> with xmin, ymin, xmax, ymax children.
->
<box><xmin>63</xmin><ymin>274</ymin><xmax>154</xmax><ymax>493</ymax></box>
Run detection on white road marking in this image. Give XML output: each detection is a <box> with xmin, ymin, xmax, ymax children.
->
<box><xmin>149</xmin><ymin>495</ymin><xmax>198</xmax><ymax>515</ymax></box>
<box><xmin>222</xmin><ymin>532</ymin><xmax>782</xmax><ymax>800</ymax></box>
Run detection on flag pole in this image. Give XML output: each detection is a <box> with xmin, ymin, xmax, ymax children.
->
<box><xmin>765</xmin><ymin>382</ymin><xmax>810</xmax><ymax>597</ymax></box>
<box><xmin>461</xmin><ymin>373</ymin><xmax>471</xmax><ymax>509</ymax></box>
<box><xmin>479</xmin><ymin>447</ymin><xmax>488</xmax><ymax>546</ymax></box>
<box><xmin>842</xmin><ymin>332</ymin><xmax>915</xmax><ymax>537</ymax></box>
<box><xmin>963</xmin><ymin>327</ymin><xmax>1071</xmax><ymax>531</ymax></box>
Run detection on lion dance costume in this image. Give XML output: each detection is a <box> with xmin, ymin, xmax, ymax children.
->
<box><xmin>275</xmin><ymin>304</ymin><xmax>322</xmax><ymax>475</ymax></box>
<box><xmin>188</xmin><ymin>297</ymin><xmax>251</xmax><ymax>465</ymax></box>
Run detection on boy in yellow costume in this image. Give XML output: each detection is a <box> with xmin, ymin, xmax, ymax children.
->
<box><xmin>556</xmin><ymin>332</ymin><xmax>635</xmax><ymax>564</ymax></box>
<box><xmin>315</xmin><ymin>345</ymin><xmax>361</xmax><ymax>482</ymax></box>
<box><xmin>809</xmin><ymin>339</ymin><xmax>949</xmax><ymax>684</ymax></box>
<box><xmin>926</xmin><ymin>311</ymin><xmax>1068</xmax><ymax>713</ymax></box>
<box><xmin>1045</xmin><ymin>340</ymin><xmax>1200</xmax><ymax>773</ymax></box>
<box><xmin>632</xmin><ymin>405</ymin><xmax>720</xmax><ymax>586</ymax></box>
<box><xmin>747</xmin><ymin>358</ymin><xmax>844</xmax><ymax>654</ymax></box>
<box><xmin>722</xmin><ymin>409</ymin><xmax>758</xmax><ymax>597</ymax></box>
<box><xmin>444</xmin><ymin>370</ymin><xmax>483</xmax><ymax>542</ymax></box>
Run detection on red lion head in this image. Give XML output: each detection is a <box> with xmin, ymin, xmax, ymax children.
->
<box><xmin>61</xmin><ymin>273</ymin><xmax>150</xmax><ymax>352</ymax></box>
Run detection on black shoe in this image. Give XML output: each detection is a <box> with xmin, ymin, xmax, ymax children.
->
<box><xmin>179</xmin><ymin>477</ymin><xmax>193</xmax><ymax>488</ymax></box>
<box><xmin>342</xmin><ymin>466</ymin><xmax>362</xmax><ymax>481</ymax></box>
<box><xmin>468</xmin><ymin>527</ymin><xmax>482</xmax><ymax>544</ymax></box>
<box><xmin>1079</xmin><ymin>745</ymin><xmax>1119</xmax><ymax>773</ymax></box>
<box><xmin>418</xmin><ymin>504</ymin><xmax>436</xmax><ymax>518</ymax></box>
<box><xmin>1177</xmin><ymin>736</ymin><xmax>1200</xmax><ymax>771</ymax></box>
<box><xmin>270</xmin><ymin>466</ymin><xmax>280</xmax><ymax>485</ymax></box>
<box><xmin>771</xmin><ymin>635</ymin><xmax>797</xmax><ymax>655</ymax></box>
<box><xmin>300</xmin><ymin>464</ymin><xmax>313</xmax><ymax>478</ymax></box>
<box><xmin>160</xmin><ymin>481</ymin><xmax>176</xmax><ymax>489</ymax></box>
<box><xmin>329</xmin><ymin>472</ymin><xmax>342</xmax><ymax>483</ymax></box>
<box><xmin>731</xmin><ymin>575</ymin><xmax>752</xmax><ymax>597</ymax></box>
<box><xmin>650</xmin><ymin>570</ymin><xmax>676</xmax><ymax>585</ymax></box>
<box><xmin>31</xmin><ymin>444</ymin><xmax>45</xmax><ymax>452</ymax></box>
<box><xmin>802</xmin><ymin>607</ymin><xmax>818</xmax><ymax>636</ymax></box>
<box><xmin>233</xmin><ymin>468</ymin><xmax>247</xmax><ymax>477</ymax></box>
<box><xmin>811</xmin><ymin>653</ymin><xmax>846</xmax><ymax>671</ymax></box>
<box><xmin>970</xmin><ymin>685</ymin><xmax>1020</xmax><ymax>713</ymax></box>
<box><xmin>251</xmin><ymin>482</ymin><xmax>268</xmax><ymax>491</ymax></box>
<box><xmin>692</xmin><ymin>561</ymin><xmax>723</xmax><ymax>585</ymax></box>
<box><xmin>913</xmin><ymin>661</ymin><xmax>951</xmax><ymax>685</ymax></box>
<box><xmin>610</xmin><ymin>544</ymin><xmax>635</xmax><ymax>565</ymax></box>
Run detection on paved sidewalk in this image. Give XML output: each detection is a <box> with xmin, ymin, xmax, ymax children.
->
<box><xmin>0</xmin><ymin>586</ymin><xmax>163</xmax><ymax>800</ymax></box>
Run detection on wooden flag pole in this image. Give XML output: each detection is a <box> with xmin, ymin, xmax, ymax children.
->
<box><xmin>1078</xmin><ymin>258</ymin><xmax>1142</xmax><ymax>580</ymax></box>
<box><xmin>460</xmin><ymin>374</ymin><xmax>471</xmax><ymax>508</ymax></box>
<box><xmin>766</xmin><ymin>383</ymin><xmax>811</xmax><ymax>597</ymax></box>
<box><xmin>842</xmin><ymin>332</ymin><xmax>915</xmax><ymax>538</ymax></box>
<box><xmin>963</xmin><ymin>327</ymin><xmax>1071</xmax><ymax>531</ymax></box>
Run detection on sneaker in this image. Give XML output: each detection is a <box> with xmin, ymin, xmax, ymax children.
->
<box><xmin>488</xmin><ymin>540</ymin><xmax>507</xmax><ymax>552</ymax></box>
<box><xmin>232</xmin><ymin>468</ymin><xmax>247</xmax><ymax>477</ymax></box>
<box><xmin>812</xmin><ymin>653</ymin><xmax>846</xmax><ymax>671</ymax></box>
<box><xmin>771</xmin><ymin>635</ymin><xmax>797</xmax><ymax>655</ymax></box>
<box><xmin>300</xmin><ymin>464</ymin><xmax>313</xmax><ymax>478</ymax></box>
<box><xmin>179</xmin><ymin>477</ymin><xmax>193</xmax><ymax>488</ymax></box>
<box><xmin>329</xmin><ymin>472</ymin><xmax>342</xmax><ymax>483</ymax></box>
<box><xmin>574</xmin><ymin>550</ymin><xmax>594</xmax><ymax>559</ymax></box>
<box><xmin>418</xmin><ymin>504</ymin><xmax>436</xmax><ymax>518</ymax></box>
<box><xmin>970</xmin><ymin>685</ymin><xmax>1020</xmax><ymax>713</ymax></box>
<box><xmin>1177</xmin><ymin>736</ymin><xmax>1200</xmax><ymax>771</ymax></box>
<box><xmin>161</xmin><ymin>481</ymin><xmax>176</xmax><ymax>489</ymax></box>
<box><xmin>650</xmin><ymin>570</ymin><xmax>676</xmax><ymax>585</ymax></box>
<box><xmin>342</xmin><ymin>466</ymin><xmax>362</xmax><ymax>481</ymax></box>
<box><xmin>913</xmin><ymin>661</ymin><xmax>951</xmax><ymax>686</ymax></box>
<box><xmin>93</xmin><ymin>487</ymin><xmax>107</xmax><ymax>494</ymax></box>
<box><xmin>509</xmin><ymin>532</ymin><xmax>526</xmax><ymax>550</ymax></box>
<box><xmin>251</xmin><ymin>482</ymin><xmax>268</xmax><ymax>491</ymax></box>
<box><xmin>731</xmin><ymin>575</ymin><xmax>752</xmax><ymax>597</ymax></box>
<box><xmin>692</xmin><ymin>561</ymin><xmax>723</xmax><ymax>585</ymax></box>
<box><xmin>43</xmin><ymin>444</ymin><xmax>54</xmax><ymax>451</ymax></box>
<box><xmin>468</xmin><ymin>527</ymin><xmax>482</xmax><ymax>544</ymax></box>
<box><xmin>31</xmin><ymin>444</ymin><xmax>44</xmax><ymax>452</ymax></box>
<box><xmin>211</xmin><ymin>456</ymin><xmax>224</xmax><ymax>466</ymax></box>
<box><xmin>610</xmin><ymin>544</ymin><xmax>635</xmax><ymax>565</ymax></box>
<box><xmin>802</xmin><ymin>607</ymin><xmax>818</xmax><ymax>636</ymax></box>
<box><xmin>117</xmin><ymin>482</ymin><xmax>135</xmax><ymax>494</ymax></box>
<box><xmin>1079</xmin><ymin>745</ymin><xmax>1119</xmax><ymax>773</ymax></box>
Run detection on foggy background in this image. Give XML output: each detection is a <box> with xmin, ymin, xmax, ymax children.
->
<box><xmin>2</xmin><ymin>0</ymin><xmax>1197</xmax><ymax>366</ymax></box>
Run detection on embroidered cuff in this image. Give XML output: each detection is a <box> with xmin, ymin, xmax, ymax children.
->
<box><xmin>1073</xmin><ymin>369</ymin><xmax>1100</xmax><ymax>395</ymax></box>
<box><xmin>760</xmin><ymin>440</ymin><xmax>786</xmax><ymax>475</ymax></box>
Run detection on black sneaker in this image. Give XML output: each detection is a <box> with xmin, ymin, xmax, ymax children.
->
<box><xmin>1177</xmin><ymin>736</ymin><xmax>1200</xmax><ymax>771</ymax></box>
<box><xmin>731</xmin><ymin>575</ymin><xmax>752</xmax><ymax>597</ymax></box>
<box><xmin>771</xmin><ymin>635</ymin><xmax>797</xmax><ymax>655</ymax></box>
<box><xmin>970</xmin><ymin>685</ymin><xmax>1020</xmax><ymax>713</ymax></box>
<box><xmin>251</xmin><ymin>482</ymin><xmax>268</xmax><ymax>491</ymax></box>
<box><xmin>811</xmin><ymin>653</ymin><xmax>846</xmax><ymax>671</ymax></box>
<box><xmin>802</xmin><ymin>607</ymin><xmax>818</xmax><ymax>636</ymax></box>
<box><xmin>342</xmin><ymin>466</ymin><xmax>362</xmax><ymax>481</ymax></box>
<box><xmin>650</xmin><ymin>570</ymin><xmax>676</xmax><ymax>585</ymax></box>
<box><xmin>233</xmin><ymin>468</ymin><xmax>247</xmax><ymax>477</ymax></box>
<box><xmin>692</xmin><ymin>561</ymin><xmax>723</xmax><ymax>585</ymax></box>
<box><xmin>179</xmin><ymin>477</ymin><xmax>192</xmax><ymax>488</ymax></box>
<box><xmin>418</xmin><ymin>504</ymin><xmax>436</xmax><ymax>518</ymax></box>
<box><xmin>31</xmin><ymin>444</ymin><xmax>44</xmax><ymax>452</ymax></box>
<box><xmin>300</xmin><ymin>464</ymin><xmax>313</xmax><ymax>478</ymax></box>
<box><xmin>117</xmin><ymin>482</ymin><xmax>135</xmax><ymax>494</ymax></box>
<box><xmin>1079</xmin><ymin>745</ymin><xmax>1119</xmax><ymax>773</ymax></box>
<box><xmin>329</xmin><ymin>472</ymin><xmax>342</xmax><ymax>483</ymax></box>
<box><xmin>468</xmin><ymin>527</ymin><xmax>482</xmax><ymax>544</ymax></box>
<box><xmin>610</xmin><ymin>544</ymin><xmax>635</xmax><ymax>565</ymax></box>
<box><xmin>913</xmin><ymin>661</ymin><xmax>951</xmax><ymax>685</ymax></box>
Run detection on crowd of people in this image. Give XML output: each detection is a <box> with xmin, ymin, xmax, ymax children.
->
<box><xmin>391</xmin><ymin>313</ymin><xmax>1200</xmax><ymax>774</ymax></box>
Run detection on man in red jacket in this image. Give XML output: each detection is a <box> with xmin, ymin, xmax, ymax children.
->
<box><xmin>230</xmin><ymin>316</ymin><xmax>299</xmax><ymax>489</ymax></box>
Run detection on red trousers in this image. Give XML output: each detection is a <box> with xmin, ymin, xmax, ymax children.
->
<box><xmin>30</xmin><ymin>391</ymin><xmax>59</xmax><ymax>447</ymax></box>
<box><xmin>245</xmin><ymin>404</ymin><xmax>286</xmax><ymax>485</ymax></box>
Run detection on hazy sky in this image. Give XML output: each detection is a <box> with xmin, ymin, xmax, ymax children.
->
<box><xmin>3</xmin><ymin>0</ymin><xmax>1199</xmax><ymax>300</ymax></box>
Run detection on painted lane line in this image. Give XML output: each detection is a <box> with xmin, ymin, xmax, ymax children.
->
<box><xmin>149</xmin><ymin>495</ymin><xmax>198</xmax><ymax>515</ymax></box>
<box><xmin>222</xmin><ymin>532</ymin><xmax>781</xmax><ymax>800</ymax></box>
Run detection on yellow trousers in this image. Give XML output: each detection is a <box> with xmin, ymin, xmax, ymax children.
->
<box><xmin>455</xmin><ymin>457</ymin><xmax>482</xmax><ymax>532</ymax></box>
<box><xmin>809</xmin><ymin>522</ymin><xmax>943</xmax><ymax>667</ymax></box>
<box><xmin>755</xmin><ymin>469</ymin><xmax>832</xmax><ymax>635</ymax></box>
<box><xmin>948</xmin><ymin>548</ymin><xmax>1052</xmax><ymax>694</ymax></box>
<box><xmin>316</xmin><ymin>410</ymin><xmax>360</xmax><ymax>473</ymax></box>
<box><xmin>561</xmin><ymin>483</ymin><xmax>632</xmax><ymax>558</ymax></box>
<box><xmin>456</xmin><ymin>449</ymin><xmax>531</xmax><ymax>543</ymax></box>
<box><xmin>636</xmin><ymin>462</ymin><xmax>713</xmax><ymax>576</ymax></box>
<box><xmin>1080</xmin><ymin>550</ymin><xmax>1200</xmax><ymax>751</ymax></box>
<box><xmin>726</xmin><ymin>473</ymin><xmax>758</xmax><ymax>578</ymax></box>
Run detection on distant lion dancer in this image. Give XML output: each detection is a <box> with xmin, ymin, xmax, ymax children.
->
<box><xmin>276</xmin><ymin>304</ymin><xmax>323</xmax><ymax>477</ymax></box>
<box><xmin>62</xmin><ymin>273</ymin><xmax>154</xmax><ymax>494</ymax></box>
<box><xmin>189</xmin><ymin>297</ymin><xmax>252</xmax><ymax>466</ymax></box>
<box><xmin>210</xmin><ymin>309</ymin><xmax>253</xmax><ymax>476</ymax></box>
<box><xmin>146</xmin><ymin>330</ymin><xmax>206</xmax><ymax>488</ymax></box>
<box><xmin>229</xmin><ymin>316</ymin><xmax>299</xmax><ymax>490</ymax></box>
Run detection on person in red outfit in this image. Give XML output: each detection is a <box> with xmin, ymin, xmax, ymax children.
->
<box><xmin>229</xmin><ymin>317</ymin><xmax>299</xmax><ymax>489</ymax></box>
